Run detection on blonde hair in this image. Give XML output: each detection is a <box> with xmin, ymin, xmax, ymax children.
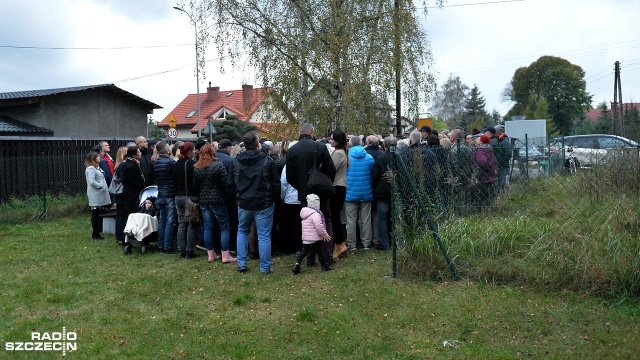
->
<box><xmin>439</xmin><ymin>137</ymin><xmax>452</xmax><ymax>150</ymax></box>
<box><xmin>229</xmin><ymin>144</ymin><xmax>242</xmax><ymax>158</ymax></box>
<box><xmin>114</xmin><ymin>146</ymin><xmax>128</xmax><ymax>169</ymax></box>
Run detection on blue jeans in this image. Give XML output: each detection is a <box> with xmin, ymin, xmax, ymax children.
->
<box><xmin>237</xmin><ymin>203</ymin><xmax>274</xmax><ymax>272</ymax></box>
<box><xmin>498</xmin><ymin>167</ymin><xmax>509</xmax><ymax>193</ymax></box>
<box><xmin>376</xmin><ymin>199</ymin><xmax>390</xmax><ymax>250</ymax></box>
<box><xmin>156</xmin><ymin>196</ymin><xmax>176</xmax><ymax>251</ymax></box>
<box><xmin>201</xmin><ymin>203</ymin><xmax>230</xmax><ymax>251</ymax></box>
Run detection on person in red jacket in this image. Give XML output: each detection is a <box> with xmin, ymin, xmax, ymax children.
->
<box><xmin>474</xmin><ymin>135</ymin><xmax>498</xmax><ymax>208</ymax></box>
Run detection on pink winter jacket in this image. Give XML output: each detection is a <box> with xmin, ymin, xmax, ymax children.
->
<box><xmin>300</xmin><ymin>206</ymin><xmax>330</xmax><ymax>242</ymax></box>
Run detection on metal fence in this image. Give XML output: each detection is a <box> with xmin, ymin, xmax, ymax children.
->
<box><xmin>389</xmin><ymin>136</ymin><xmax>640</xmax><ymax>279</ymax></box>
<box><xmin>0</xmin><ymin>137</ymin><xmax>190</xmax><ymax>202</ymax></box>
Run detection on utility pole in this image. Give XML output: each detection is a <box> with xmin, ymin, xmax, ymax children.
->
<box><xmin>612</xmin><ymin>61</ymin><xmax>623</xmax><ymax>136</ymax></box>
<box><xmin>394</xmin><ymin>0</ymin><xmax>402</xmax><ymax>136</ymax></box>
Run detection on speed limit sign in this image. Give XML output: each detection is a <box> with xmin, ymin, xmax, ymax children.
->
<box><xmin>167</xmin><ymin>127</ymin><xmax>178</xmax><ymax>139</ymax></box>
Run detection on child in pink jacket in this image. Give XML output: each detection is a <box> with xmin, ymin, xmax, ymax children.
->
<box><xmin>292</xmin><ymin>194</ymin><xmax>333</xmax><ymax>274</ymax></box>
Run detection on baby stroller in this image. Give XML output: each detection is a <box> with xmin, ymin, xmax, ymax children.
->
<box><xmin>123</xmin><ymin>185</ymin><xmax>159</xmax><ymax>255</ymax></box>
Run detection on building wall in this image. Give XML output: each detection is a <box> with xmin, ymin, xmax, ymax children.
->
<box><xmin>0</xmin><ymin>88</ymin><xmax>149</xmax><ymax>137</ymax></box>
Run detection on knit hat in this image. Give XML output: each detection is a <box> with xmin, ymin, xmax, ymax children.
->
<box><xmin>306</xmin><ymin>193</ymin><xmax>320</xmax><ymax>208</ymax></box>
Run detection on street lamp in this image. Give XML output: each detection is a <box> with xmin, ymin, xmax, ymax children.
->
<box><xmin>173</xmin><ymin>6</ymin><xmax>202</xmax><ymax>138</ymax></box>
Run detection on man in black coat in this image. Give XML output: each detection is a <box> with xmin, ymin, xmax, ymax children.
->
<box><xmin>228</xmin><ymin>132</ymin><xmax>280</xmax><ymax>274</ymax></box>
<box><xmin>215</xmin><ymin>139</ymin><xmax>237</xmax><ymax>252</ymax></box>
<box><xmin>286</xmin><ymin>123</ymin><xmax>337</xmax><ymax>266</ymax></box>
<box><xmin>371</xmin><ymin>136</ymin><xmax>397</xmax><ymax>250</ymax></box>
<box><xmin>153</xmin><ymin>141</ymin><xmax>176</xmax><ymax>254</ymax></box>
<box><xmin>135</xmin><ymin>136</ymin><xmax>154</xmax><ymax>187</ymax></box>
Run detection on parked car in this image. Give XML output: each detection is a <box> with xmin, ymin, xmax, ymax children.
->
<box><xmin>518</xmin><ymin>146</ymin><xmax>544</xmax><ymax>162</ymax></box>
<box><xmin>550</xmin><ymin>134</ymin><xmax>639</xmax><ymax>168</ymax></box>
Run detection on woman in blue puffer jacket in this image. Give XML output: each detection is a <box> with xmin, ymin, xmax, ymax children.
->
<box><xmin>344</xmin><ymin>136</ymin><xmax>374</xmax><ymax>250</ymax></box>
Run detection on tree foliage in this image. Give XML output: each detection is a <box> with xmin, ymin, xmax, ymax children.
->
<box><xmin>210</xmin><ymin>118</ymin><xmax>257</xmax><ymax>143</ymax></box>
<box><xmin>429</xmin><ymin>74</ymin><xmax>469</xmax><ymax>129</ymax></box>
<box><xmin>147</xmin><ymin>117</ymin><xmax>166</xmax><ymax>139</ymax></box>
<box><xmin>504</xmin><ymin>56</ymin><xmax>592</xmax><ymax>135</ymax></box>
<box><xmin>189</xmin><ymin>0</ymin><xmax>442</xmax><ymax>135</ymax></box>
<box><xmin>460</xmin><ymin>84</ymin><xmax>488</xmax><ymax>131</ymax></box>
<box><xmin>573</xmin><ymin>103</ymin><xmax>612</xmax><ymax>136</ymax></box>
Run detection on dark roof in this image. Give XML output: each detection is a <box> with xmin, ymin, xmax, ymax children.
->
<box><xmin>0</xmin><ymin>115</ymin><xmax>53</xmax><ymax>134</ymax></box>
<box><xmin>0</xmin><ymin>84</ymin><xmax>162</xmax><ymax>109</ymax></box>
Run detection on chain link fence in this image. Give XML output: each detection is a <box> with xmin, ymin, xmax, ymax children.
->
<box><xmin>389</xmin><ymin>136</ymin><xmax>640</xmax><ymax>289</ymax></box>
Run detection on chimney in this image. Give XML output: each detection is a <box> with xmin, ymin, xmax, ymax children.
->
<box><xmin>207</xmin><ymin>83</ymin><xmax>220</xmax><ymax>102</ymax></box>
<box><xmin>242</xmin><ymin>84</ymin><xmax>254</xmax><ymax>111</ymax></box>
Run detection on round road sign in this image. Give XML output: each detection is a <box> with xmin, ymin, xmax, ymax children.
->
<box><xmin>167</xmin><ymin>127</ymin><xmax>178</xmax><ymax>139</ymax></box>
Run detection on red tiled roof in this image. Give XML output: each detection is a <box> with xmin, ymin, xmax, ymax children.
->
<box><xmin>158</xmin><ymin>85</ymin><xmax>272</xmax><ymax>133</ymax></box>
<box><xmin>585</xmin><ymin>103</ymin><xmax>640</xmax><ymax>122</ymax></box>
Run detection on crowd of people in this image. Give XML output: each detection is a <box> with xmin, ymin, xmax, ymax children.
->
<box><xmin>83</xmin><ymin>123</ymin><xmax>511</xmax><ymax>274</ymax></box>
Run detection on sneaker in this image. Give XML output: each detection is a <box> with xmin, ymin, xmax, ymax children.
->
<box><xmin>163</xmin><ymin>249</ymin><xmax>176</xmax><ymax>255</ymax></box>
<box><xmin>237</xmin><ymin>267</ymin><xmax>248</xmax><ymax>273</ymax></box>
<box><xmin>363</xmin><ymin>247</ymin><xmax>371</xmax><ymax>250</ymax></box>
<box><xmin>261</xmin><ymin>268</ymin><xmax>274</xmax><ymax>275</ymax></box>
<box><xmin>347</xmin><ymin>247</ymin><xmax>357</xmax><ymax>251</ymax></box>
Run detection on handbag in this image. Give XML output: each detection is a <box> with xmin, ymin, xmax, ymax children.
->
<box><xmin>183</xmin><ymin>162</ymin><xmax>201</xmax><ymax>225</ymax></box>
<box><xmin>108</xmin><ymin>170</ymin><xmax>124</xmax><ymax>195</ymax></box>
<box><xmin>307</xmin><ymin>156</ymin><xmax>336</xmax><ymax>196</ymax></box>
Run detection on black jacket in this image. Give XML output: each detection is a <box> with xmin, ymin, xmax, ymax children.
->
<box><xmin>139</xmin><ymin>148</ymin><xmax>154</xmax><ymax>186</ymax></box>
<box><xmin>365</xmin><ymin>145</ymin><xmax>384</xmax><ymax>160</ymax></box>
<box><xmin>229</xmin><ymin>149</ymin><xmax>280</xmax><ymax>210</ymax></box>
<box><xmin>172</xmin><ymin>158</ymin><xmax>197</xmax><ymax>197</ymax></box>
<box><xmin>115</xmin><ymin>159</ymin><xmax>145</xmax><ymax>209</ymax></box>
<box><xmin>371</xmin><ymin>151</ymin><xmax>392</xmax><ymax>201</ymax></box>
<box><xmin>285</xmin><ymin>134</ymin><xmax>337</xmax><ymax>202</ymax></box>
<box><xmin>193</xmin><ymin>161</ymin><xmax>228</xmax><ymax>205</ymax></box>
<box><xmin>153</xmin><ymin>155</ymin><xmax>175</xmax><ymax>198</ymax></box>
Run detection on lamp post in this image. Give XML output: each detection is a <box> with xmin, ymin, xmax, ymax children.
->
<box><xmin>173</xmin><ymin>6</ymin><xmax>201</xmax><ymax>138</ymax></box>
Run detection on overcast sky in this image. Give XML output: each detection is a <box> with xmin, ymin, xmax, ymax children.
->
<box><xmin>1</xmin><ymin>0</ymin><xmax>638</xmax><ymax>125</ymax></box>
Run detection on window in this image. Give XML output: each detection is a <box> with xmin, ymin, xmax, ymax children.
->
<box><xmin>599</xmin><ymin>137</ymin><xmax>627</xmax><ymax>149</ymax></box>
<box><xmin>217</xmin><ymin>109</ymin><xmax>228</xmax><ymax>120</ymax></box>
<box><xmin>186</xmin><ymin>110</ymin><xmax>197</xmax><ymax>118</ymax></box>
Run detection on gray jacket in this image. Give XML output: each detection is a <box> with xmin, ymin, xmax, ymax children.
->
<box><xmin>85</xmin><ymin>166</ymin><xmax>111</xmax><ymax>207</ymax></box>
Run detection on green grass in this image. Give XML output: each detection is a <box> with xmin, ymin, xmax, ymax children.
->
<box><xmin>2</xmin><ymin>214</ymin><xmax>640</xmax><ymax>359</ymax></box>
<box><xmin>0</xmin><ymin>193</ymin><xmax>87</xmax><ymax>224</ymax></box>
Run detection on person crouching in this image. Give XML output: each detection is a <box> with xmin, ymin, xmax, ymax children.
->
<box><xmin>292</xmin><ymin>194</ymin><xmax>334</xmax><ymax>274</ymax></box>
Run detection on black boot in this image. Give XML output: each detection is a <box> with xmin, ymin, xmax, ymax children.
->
<box><xmin>185</xmin><ymin>251</ymin><xmax>199</xmax><ymax>259</ymax></box>
<box><xmin>292</xmin><ymin>262</ymin><xmax>301</xmax><ymax>274</ymax></box>
<box><xmin>317</xmin><ymin>245</ymin><xmax>334</xmax><ymax>272</ymax></box>
<box><xmin>179</xmin><ymin>249</ymin><xmax>187</xmax><ymax>259</ymax></box>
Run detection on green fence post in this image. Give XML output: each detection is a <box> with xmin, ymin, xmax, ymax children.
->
<box><xmin>40</xmin><ymin>151</ymin><xmax>47</xmax><ymax>219</ymax></box>
<box><xmin>390</xmin><ymin>145</ymin><xmax>397</xmax><ymax>278</ymax></box>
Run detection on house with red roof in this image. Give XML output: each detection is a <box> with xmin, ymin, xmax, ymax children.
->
<box><xmin>157</xmin><ymin>84</ymin><xmax>295</xmax><ymax>139</ymax></box>
<box><xmin>584</xmin><ymin>103</ymin><xmax>640</xmax><ymax>122</ymax></box>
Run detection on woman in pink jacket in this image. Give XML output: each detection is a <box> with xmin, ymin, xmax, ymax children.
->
<box><xmin>292</xmin><ymin>194</ymin><xmax>333</xmax><ymax>274</ymax></box>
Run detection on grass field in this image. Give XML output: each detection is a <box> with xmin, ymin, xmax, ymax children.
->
<box><xmin>2</xmin><ymin>213</ymin><xmax>640</xmax><ymax>359</ymax></box>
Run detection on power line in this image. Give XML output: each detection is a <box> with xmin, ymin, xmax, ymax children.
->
<box><xmin>112</xmin><ymin>51</ymin><xmax>250</xmax><ymax>84</ymax></box>
<box><xmin>0</xmin><ymin>44</ymin><xmax>192</xmax><ymax>50</ymax></box>
<box><xmin>419</xmin><ymin>0</ymin><xmax>526</xmax><ymax>9</ymax></box>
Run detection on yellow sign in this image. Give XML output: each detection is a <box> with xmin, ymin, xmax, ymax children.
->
<box><xmin>168</xmin><ymin>113</ymin><xmax>177</xmax><ymax>128</ymax></box>
<box><xmin>417</xmin><ymin>118</ymin><xmax>433</xmax><ymax>129</ymax></box>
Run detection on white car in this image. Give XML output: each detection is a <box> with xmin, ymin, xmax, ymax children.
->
<box><xmin>550</xmin><ymin>134</ymin><xmax>639</xmax><ymax>168</ymax></box>
<box><xmin>518</xmin><ymin>146</ymin><xmax>544</xmax><ymax>162</ymax></box>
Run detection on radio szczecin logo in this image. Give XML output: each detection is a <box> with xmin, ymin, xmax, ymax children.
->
<box><xmin>5</xmin><ymin>327</ymin><xmax>77</xmax><ymax>356</ymax></box>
